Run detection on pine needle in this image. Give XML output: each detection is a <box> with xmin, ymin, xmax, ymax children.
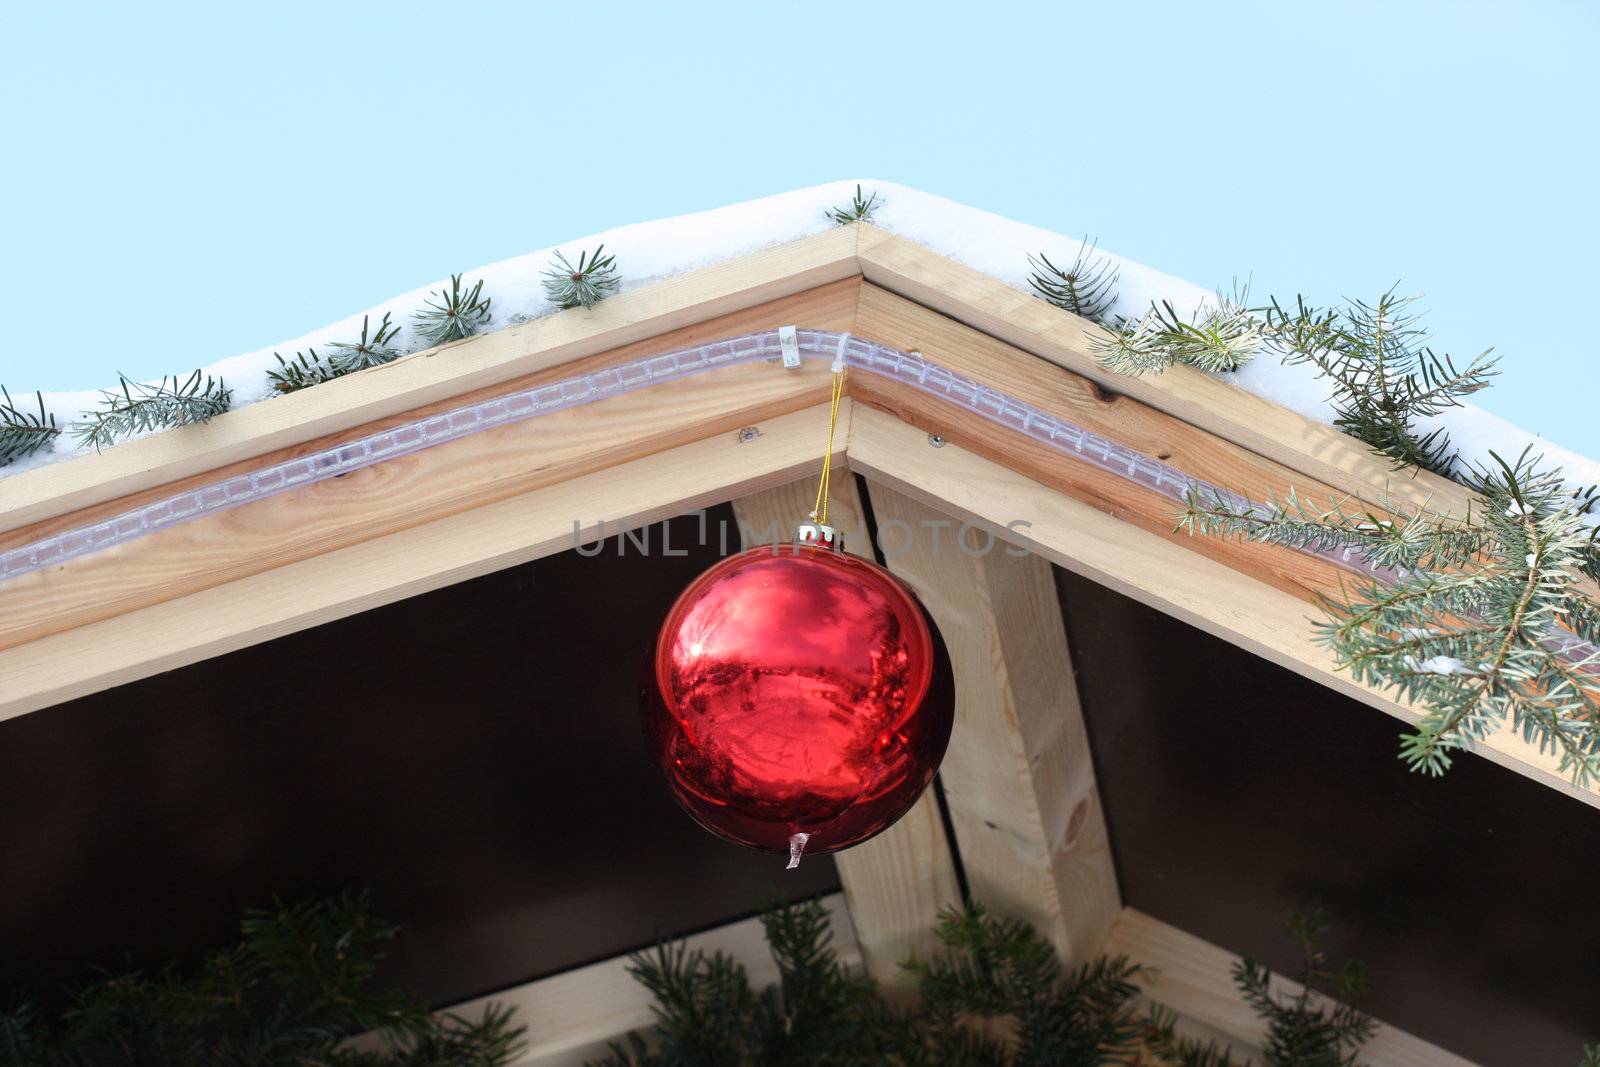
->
<box><xmin>266</xmin><ymin>348</ymin><xmax>339</xmax><ymax>394</ymax></box>
<box><xmin>1094</xmin><ymin>289</ymin><xmax>1263</xmax><ymax>375</ymax></box>
<box><xmin>1182</xmin><ymin>447</ymin><xmax>1600</xmax><ymax>785</ymax></box>
<box><xmin>72</xmin><ymin>371</ymin><xmax>231</xmax><ymax>451</ymax></box>
<box><xmin>826</xmin><ymin>184</ymin><xmax>880</xmax><ymax>225</ymax></box>
<box><xmin>414</xmin><ymin>273</ymin><xmax>492</xmax><ymax>345</ymax></box>
<box><xmin>1028</xmin><ymin>240</ymin><xmax>1120</xmax><ymax>325</ymax></box>
<box><xmin>543</xmin><ymin>246</ymin><xmax>619</xmax><ymax>310</ymax></box>
<box><xmin>326</xmin><ymin>312</ymin><xmax>402</xmax><ymax>373</ymax></box>
<box><xmin>0</xmin><ymin>385</ymin><xmax>61</xmax><ymax>466</ymax></box>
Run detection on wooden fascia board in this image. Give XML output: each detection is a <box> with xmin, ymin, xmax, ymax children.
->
<box><xmin>853</xmin><ymin>223</ymin><xmax>1484</xmax><ymax>523</ymax></box>
<box><xmin>843</xmin><ymin>403</ymin><xmax>1598</xmax><ymax>810</ymax></box>
<box><xmin>0</xmin><ymin>401</ymin><xmax>849</xmax><ymax>721</ymax></box>
<box><xmin>0</xmin><ymin>225</ymin><xmax>864</xmax><ymax>536</ymax></box>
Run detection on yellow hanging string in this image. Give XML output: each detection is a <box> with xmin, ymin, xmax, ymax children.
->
<box><xmin>810</xmin><ymin>364</ymin><xmax>847</xmax><ymax>527</ymax></box>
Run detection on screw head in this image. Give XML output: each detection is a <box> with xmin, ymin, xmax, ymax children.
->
<box><xmin>928</xmin><ymin>434</ymin><xmax>946</xmax><ymax>448</ymax></box>
<box><xmin>736</xmin><ymin>426</ymin><xmax>761</xmax><ymax>444</ymax></box>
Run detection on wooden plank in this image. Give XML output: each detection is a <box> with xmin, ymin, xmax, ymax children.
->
<box><xmin>0</xmin><ymin>402</ymin><xmax>850</xmax><ymax>723</ymax></box>
<box><xmin>730</xmin><ymin>476</ymin><xmax>962</xmax><ymax>991</ymax></box>
<box><xmin>0</xmin><ymin>282</ymin><xmax>857</xmax><ymax>648</ymax></box>
<box><xmin>863</xmin><ymin>482</ymin><xmax>1121</xmax><ymax>964</ymax></box>
<box><xmin>435</xmin><ymin>894</ymin><xmax>860</xmax><ymax>1067</ymax></box>
<box><xmin>854</xmin><ymin>224</ymin><xmax>1482</xmax><ymax>524</ymax></box>
<box><xmin>0</xmin><ymin>226</ymin><xmax>863</xmax><ymax>535</ymax></box>
<box><xmin>1107</xmin><ymin>908</ymin><xmax>1478</xmax><ymax>1067</ymax></box>
<box><xmin>843</xmin><ymin>403</ymin><xmax>1599</xmax><ymax>809</ymax></box>
<box><xmin>852</xmin><ymin>282</ymin><xmax>1370</xmax><ymax>607</ymax></box>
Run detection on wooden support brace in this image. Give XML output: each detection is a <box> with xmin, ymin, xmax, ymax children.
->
<box><xmin>861</xmin><ymin>481</ymin><xmax>1121</xmax><ymax>964</ymax></box>
<box><xmin>730</xmin><ymin>475</ymin><xmax>961</xmax><ymax>992</ymax></box>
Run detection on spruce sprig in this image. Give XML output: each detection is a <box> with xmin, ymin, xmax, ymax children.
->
<box><xmin>267</xmin><ymin>347</ymin><xmax>340</xmax><ymax>394</ymax></box>
<box><xmin>327</xmin><ymin>312</ymin><xmax>403</xmax><ymax>374</ymax></box>
<box><xmin>826</xmin><ymin>184</ymin><xmax>880</xmax><ymax>225</ymax></box>
<box><xmin>1028</xmin><ymin>241</ymin><xmax>1120</xmax><ymax>325</ymax></box>
<box><xmin>1233</xmin><ymin>913</ymin><xmax>1373</xmax><ymax>1066</ymax></box>
<box><xmin>414</xmin><ymin>274</ymin><xmax>492</xmax><ymax>346</ymax></box>
<box><xmin>72</xmin><ymin>371</ymin><xmax>232</xmax><ymax>451</ymax></box>
<box><xmin>1264</xmin><ymin>289</ymin><xmax>1498</xmax><ymax>476</ymax></box>
<box><xmin>907</xmin><ymin>904</ymin><xmax>1147</xmax><ymax>1063</ymax></box>
<box><xmin>0</xmin><ymin>386</ymin><xmax>61</xmax><ymax>466</ymax></box>
<box><xmin>543</xmin><ymin>246</ymin><xmax>619</xmax><ymax>310</ymax></box>
<box><xmin>1094</xmin><ymin>291</ymin><xmax>1263</xmax><ymax>375</ymax></box>
<box><xmin>0</xmin><ymin>890</ymin><xmax>525</xmax><ymax>1066</ymax></box>
<box><xmin>1181</xmin><ymin>448</ymin><xmax>1600</xmax><ymax>785</ymax></box>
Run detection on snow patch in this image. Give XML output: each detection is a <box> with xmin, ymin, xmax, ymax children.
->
<box><xmin>6</xmin><ymin>180</ymin><xmax>1598</xmax><ymax>494</ymax></box>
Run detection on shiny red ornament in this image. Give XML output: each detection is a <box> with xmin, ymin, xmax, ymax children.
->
<box><xmin>641</xmin><ymin>540</ymin><xmax>954</xmax><ymax>864</ymax></box>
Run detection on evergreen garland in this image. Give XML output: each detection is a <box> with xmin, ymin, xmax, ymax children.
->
<box><xmin>0</xmin><ymin>387</ymin><xmax>61</xmax><ymax>467</ymax></box>
<box><xmin>1027</xmin><ymin>241</ymin><xmax>1120</xmax><ymax>326</ymax></box>
<box><xmin>591</xmin><ymin>901</ymin><xmax>1389</xmax><ymax>1067</ymax></box>
<box><xmin>413</xmin><ymin>274</ymin><xmax>492</xmax><ymax>346</ymax></box>
<box><xmin>544</xmin><ymin>246</ymin><xmax>619</xmax><ymax>309</ymax></box>
<box><xmin>267</xmin><ymin>347</ymin><xmax>341</xmax><ymax>394</ymax></box>
<box><xmin>826</xmin><ymin>185</ymin><xmax>880</xmax><ymax>226</ymax></box>
<box><xmin>327</xmin><ymin>313</ymin><xmax>403</xmax><ymax>374</ymax></box>
<box><xmin>0</xmin><ymin>890</ymin><xmax>524</xmax><ymax>1067</ymax></box>
<box><xmin>1265</xmin><ymin>290</ymin><xmax>1498</xmax><ymax>476</ymax></box>
<box><xmin>1092</xmin><ymin>292</ymin><xmax>1263</xmax><ymax>375</ymax></box>
<box><xmin>1180</xmin><ymin>448</ymin><xmax>1600</xmax><ymax>784</ymax></box>
<box><xmin>72</xmin><ymin>371</ymin><xmax>231</xmax><ymax>451</ymax></box>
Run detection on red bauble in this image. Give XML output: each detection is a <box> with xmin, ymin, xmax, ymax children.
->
<box><xmin>641</xmin><ymin>542</ymin><xmax>954</xmax><ymax>863</ymax></box>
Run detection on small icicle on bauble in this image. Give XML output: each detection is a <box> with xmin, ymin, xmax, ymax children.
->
<box><xmin>640</xmin><ymin>523</ymin><xmax>954</xmax><ymax>866</ymax></box>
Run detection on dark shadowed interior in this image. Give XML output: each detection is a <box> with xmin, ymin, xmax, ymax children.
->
<box><xmin>0</xmin><ymin>507</ymin><xmax>838</xmax><ymax>1008</ymax></box>
<box><xmin>1055</xmin><ymin>566</ymin><xmax>1600</xmax><ymax>1066</ymax></box>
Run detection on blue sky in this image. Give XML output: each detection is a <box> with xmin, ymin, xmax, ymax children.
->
<box><xmin>3</xmin><ymin>1</ymin><xmax>1596</xmax><ymax>456</ymax></box>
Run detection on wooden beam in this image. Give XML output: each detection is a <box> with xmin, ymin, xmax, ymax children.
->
<box><xmin>851</xmin><ymin>282</ymin><xmax>1367</xmax><ymax>607</ymax></box>
<box><xmin>862</xmin><ymin>481</ymin><xmax>1121</xmax><ymax>964</ymax></box>
<box><xmin>0</xmin><ymin>227</ymin><xmax>862</xmax><ymax>536</ymax></box>
<box><xmin>440</xmin><ymin>894</ymin><xmax>860</xmax><ymax>1067</ymax></box>
<box><xmin>843</xmin><ymin>403</ymin><xmax>1598</xmax><ymax>809</ymax></box>
<box><xmin>1107</xmin><ymin>908</ymin><xmax>1477</xmax><ymax>1067</ymax></box>
<box><xmin>854</xmin><ymin>224</ymin><xmax>1480</xmax><ymax>524</ymax></box>
<box><xmin>0</xmin><ymin>278</ymin><xmax>856</xmax><ymax>649</ymax></box>
<box><xmin>0</xmin><ymin>402</ymin><xmax>850</xmax><ymax>723</ymax></box>
<box><xmin>730</xmin><ymin>476</ymin><xmax>962</xmax><ymax>992</ymax></box>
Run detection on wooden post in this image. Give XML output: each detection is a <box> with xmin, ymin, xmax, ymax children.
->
<box><xmin>862</xmin><ymin>481</ymin><xmax>1121</xmax><ymax>963</ymax></box>
<box><xmin>730</xmin><ymin>475</ymin><xmax>962</xmax><ymax>991</ymax></box>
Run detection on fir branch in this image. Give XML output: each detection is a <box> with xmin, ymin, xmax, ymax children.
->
<box><xmin>826</xmin><ymin>184</ymin><xmax>880</xmax><ymax>225</ymax></box>
<box><xmin>1265</xmin><ymin>289</ymin><xmax>1498</xmax><ymax>476</ymax></box>
<box><xmin>1184</xmin><ymin>448</ymin><xmax>1600</xmax><ymax>784</ymax></box>
<box><xmin>0</xmin><ymin>889</ymin><xmax>524</xmax><ymax>1067</ymax></box>
<box><xmin>543</xmin><ymin>246</ymin><xmax>619</xmax><ymax>310</ymax></box>
<box><xmin>1028</xmin><ymin>240</ymin><xmax>1120</xmax><ymax>325</ymax></box>
<box><xmin>414</xmin><ymin>274</ymin><xmax>492</xmax><ymax>346</ymax></box>
<box><xmin>1234</xmin><ymin>912</ymin><xmax>1373</xmax><ymax>1067</ymax></box>
<box><xmin>1580</xmin><ymin>1045</ymin><xmax>1600</xmax><ymax>1067</ymax></box>
<box><xmin>327</xmin><ymin>313</ymin><xmax>403</xmax><ymax>374</ymax></box>
<box><xmin>0</xmin><ymin>386</ymin><xmax>61</xmax><ymax>466</ymax></box>
<box><xmin>1093</xmin><ymin>290</ymin><xmax>1263</xmax><ymax>376</ymax></box>
<box><xmin>267</xmin><ymin>347</ymin><xmax>340</xmax><ymax>394</ymax></box>
<box><xmin>72</xmin><ymin>371</ymin><xmax>231</xmax><ymax>451</ymax></box>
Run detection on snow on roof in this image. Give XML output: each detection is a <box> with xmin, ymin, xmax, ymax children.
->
<box><xmin>7</xmin><ymin>180</ymin><xmax>1598</xmax><ymax>493</ymax></box>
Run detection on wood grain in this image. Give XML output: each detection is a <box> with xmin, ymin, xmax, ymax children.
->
<box><xmin>0</xmin><ymin>402</ymin><xmax>851</xmax><ymax>723</ymax></box>
<box><xmin>844</xmin><ymin>403</ymin><xmax>1599</xmax><ymax>809</ymax></box>
<box><xmin>855</xmin><ymin>224</ymin><xmax>1484</xmax><ymax>524</ymax></box>
<box><xmin>0</xmin><ymin>281</ymin><xmax>859</xmax><ymax>649</ymax></box>
<box><xmin>731</xmin><ymin>476</ymin><xmax>962</xmax><ymax>993</ymax></box>
<box><xmin>864</xmin><ymin>482</ymin><xmax>1122</xmax><ymax>963</ymax></box>
<box><xmin>0</xmin><ymin>227</ymin><xmax>862</xmax><ymax>535</ymax></box>
<box><xmin>853</xmin><ymin>283</ymin><xmax>1375</xmax><ymax>606</ymax></box>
